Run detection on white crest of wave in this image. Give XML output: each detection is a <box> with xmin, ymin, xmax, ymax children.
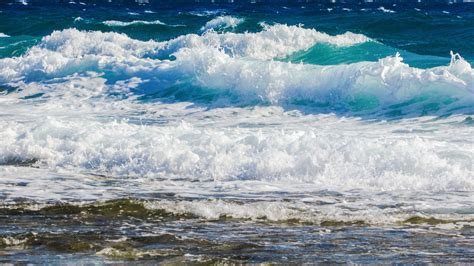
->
<box><xmin>188</xmin><ymin>10</ymin><xmax>224</xmax><ymax>17</ymax></box>
<box><xmin>0</xmin><ymin>27</ymin><xmax>371</xmax><ymax>83</ymax></box>
<box><xmin>144</xmin><ymin>198</ymin><xmax>474</xmax><ymax>225</ymax></box>
<box><xmin>0</xmin><ymin>28</ymin><xmax>472</xmax><ymax>195</ymax></box>
<box><xmin>103</xmin><ymin>20</ymin><xmax>166</xmax><ymax>27</ymax></box>
<box><xmin>0</xmin><ymin>30</ymin><xmax>160</xmax><ymax>82</ymax></box>
<box><xmin>172</xmin><ymin>48</ymin><xmax>473</xmax><ymax>106</ymax></box>
<box><xmin>200</xmin><ymin>15</ymin><xmax>244</xmax><ymax>32</ymax></box>
<box><xmin>378</xmin><ymin>6</ymin><xmax>396</xmax><ymax>13</ymax></box>
<box><xmin>166</xmin><ymin>23</ymin><xmax>370</xmax><ymax>59</ymax></box>
<box><xmin>0</xmin><ymin>33</ymin><xmax>10</xmax><ymax>38</ymax></box>
<box><xmin>0</xmin><ymin>28</ymin><xmax>472</xmax><ymax>109</ymax></box>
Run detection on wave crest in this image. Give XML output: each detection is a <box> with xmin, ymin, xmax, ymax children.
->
<box><xmin>200</xmin><ymin>15</ymin><xmax>244</xmax><ymax>32</ymax></box>
<box><xmin>102</xmin><ymin>20</ymin><xmax>166</xmax><ymax>27</ymax></box>
<box><xmin>0</xmin><ymin>28</ymin><xmax>472</xmax><ymax>116</ymax></box>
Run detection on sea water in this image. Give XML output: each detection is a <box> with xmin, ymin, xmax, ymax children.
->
<box><xmin>0</xmin><ymin>0</ymin><xmax>473</xmax><ymax>263</ymax></box>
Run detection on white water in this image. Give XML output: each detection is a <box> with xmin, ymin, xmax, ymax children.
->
<box><xmin>0</xmin><ymin>21</ymin><xmax>473</xmax><ymax>224</ymax></box>
<box><xmin>200</xmin><ymin>15</ymin><xmax>244</xmax><ymax>32</ymax></box>
<box><xmin>103</xmin><ymin>20</ymin><xmax>166</xmax><ymax>26</ymax></box>
<box><xmin>378</xmin><ymin>6</ymin><xmax>396</xmax><ymax>13</ymax></box>
<box><xmin>0</xmin><ymin>28</ymin><xmax>471</xmax><ymax>111</ymax></box>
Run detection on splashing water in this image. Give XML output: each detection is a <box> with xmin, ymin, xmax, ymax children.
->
<box><xmin>0</xmin><ymin>1</ymin><xmax>473</xmax><ymax>264</ymax></box>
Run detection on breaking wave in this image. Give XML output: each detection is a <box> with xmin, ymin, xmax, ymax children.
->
<box><xmin>102</xmin><ymin>20</ymin><xmax>167</xmax><ymax>27</ymax></box>
<box><xmin>1</xmin><ymin>198</ymin><xmax>473</xmax><ymax>226</ymax></box>
<box><xmin>0</xmin><ymin>22</ymin><xmax>473</xmax><ymax>185</ymax></box>
<box><xmin>0</xmin><ymin>25</ymin><xmax>472</xmax><ymax>116</ymax></box>
<box><xmin>200</xmin><ymin>16</ymin><xmax>244</xmax><ymax>32</ymax></box>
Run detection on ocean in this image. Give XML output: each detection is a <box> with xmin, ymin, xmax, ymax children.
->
<box><xmin>0</xmin><ymin>0</ymin><xmax>473</xmax><ymax>263</ymax></box>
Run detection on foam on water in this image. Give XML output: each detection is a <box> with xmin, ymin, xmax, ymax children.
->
<box><xmin>0</xmin><ymin>27</ymin><xmax>472</xmax><ymax>115</ymax></box>
<box><xmin>0</xmin><ymin>7</ymin><xmax>473</xmax><ymax>263</ymax></box>
<box><xmin>0</xmin><ymin>112</ymin><xmax>472</xmax><ymax>191</ymax></box>
<box><xmin>102</xmin><ymin>20</ymin><xmax>166</xmax><ymax>27</ymax></box>
<box><xmin>378</xmin><ymin>7</ymin><xmax>396</xmax><ymax>13</ymax></box>
<box><xmin>0</xmin><ymin>22</ymin><xmax>472</xmax><ymax>224</ymax></box>
<box><xmin>200</xmin><ymin>16</ymin><xmax>244</xmax><ymax>32</ymax></box>
<box><xmin>188</xmin><ymin>10</ymin><xmax>224</xmax><ymax>17</ymax></box>
<box><xmin>0</xmin><ymin>33</ymin><xmax>10</xmax><ymax>38</ymax></box>
<box><xmin>144</xmin><ymin>198</ymin><xmax>474</xmax><ymax>225</ymax></box>
<box><xmin>171</xmin><ymin>48</ymin><xmax>473</xmax><ymax>111</ymax></box>
<box><xmin>165</xmin><ymin>23</ymin><xmax>370</xmax><ymax>60</ymax></box>
<box><xmin>0</xmin><ymin>164</ymin><xmax>472</xmax><ymax>225</ymax></box>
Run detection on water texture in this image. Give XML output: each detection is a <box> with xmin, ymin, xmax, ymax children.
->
<box><xmin>0</xmin><ymin>0</ymin><xmax>473</xmax><ymax>263</ymax></box>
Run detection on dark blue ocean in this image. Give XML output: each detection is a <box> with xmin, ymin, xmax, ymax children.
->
<box><xmin>0</xmin><ymin>0</ymin><xmax>473</xmax><ymax>263</ymax></box>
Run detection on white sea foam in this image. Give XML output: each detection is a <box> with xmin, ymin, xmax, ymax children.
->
<box><xmin>1</xmin><ymin>236</ymin><xmax>30</xmax><ymax>246</ymax></box>
<box><xmin>166</xmin><ymin>23</ymin><xmax>370</xmax><ymax>59</ymax></box>
<box><xmin>0</xmin><ymin>26</ymin><xmax>372</xmax><ymax>83</ymax></box>
<box><xmin>144</xmin><ymin>198</ymin><xmax>474</xmax><ymax>225</ymax></box>
<box><xmin>0</xmin><ymin>33</ymin><xmax>10</xmax><ymax>37</ymax></box>
<box><xmin>200</xmin><ymin>16</ymin><xmax>244</xmax><ymax>32</ymax></box>
<box><xmin>0</xmin><ymin>13</ymin><xmax>472</xmax><ymax>233</ymax></box>
<box><xmin>188</xmin><ymin>10</ymin><xmax>224</xmax><ymax>17</ymax></box>
<box><xmin>171</xmin><ymin>48</ymin><xmax>473</xmax><ymax>108</ymax></box>
<box><xmin>0</xmin><ymin>164</ymin><xmax>472</xmax><ymax>225</ymax></box>
<box><xmin>103</xmin><ymin>20</ymin><xmax>166</xmax><ymax>27</ymax></box>
<box><xmin>0</xmin><ymin>28</ymin><xmax>472</xmax><ymax>113</ymax></box>
<box><xmin>0</xmin><ymin>112</ymin><xmax>472</xmax><ymax>192</ymax></box>
<box><xmin>0</xmin><ymin>27</ymin><xmax>473</xmax><ymax>201</ymax></box>
<box><xmin>378</xmin><ymin>7</ymin><xmax>396</xmax><ymax>13</ymax></box>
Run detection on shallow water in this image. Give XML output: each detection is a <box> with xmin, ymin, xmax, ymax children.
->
<box><xmin>0</xmin><ymin>0</ymin><xmax>473</xmax><ymax>263</ymax></box>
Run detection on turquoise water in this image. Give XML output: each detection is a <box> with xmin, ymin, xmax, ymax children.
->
<box><xmin>0</xmin><ymin>0</ymin><xmax>473</xmax><ymax>264</ymax></box>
